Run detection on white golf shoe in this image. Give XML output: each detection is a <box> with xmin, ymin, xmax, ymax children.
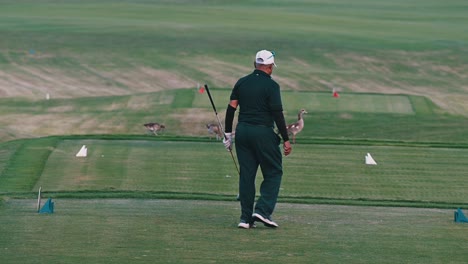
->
<box><xmin>238</xmin><ymin>221</ymin><xmax>256</xmax><ymax>229</ymax></box>
<box><xmin>252</xmin><ymin>213</ymin><xmax>279</xmax><ymax>228</ymax></box>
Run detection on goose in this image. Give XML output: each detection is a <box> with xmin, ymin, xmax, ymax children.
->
<box><xmin>144</xmin><ymin>122</ymin><xmax>165</xmax><ymax>135</ymax></box>
<box><xmin>206</xmin><ymin>123</ymin><xmax>223</xmax><ymax>140</ymax></box>
<box><xmin>286</xmin><ymin>109</ymin><xmax>307</xmax><ymax>144</ymax></box>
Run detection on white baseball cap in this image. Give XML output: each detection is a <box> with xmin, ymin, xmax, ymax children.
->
<box><xmin>255</xmin><ymin>50</ymin><xmax>276</xmax><ymax>66</ymax></box>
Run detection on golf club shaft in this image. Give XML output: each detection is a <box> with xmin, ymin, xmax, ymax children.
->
<box><xmin>204</xmin><ymin>84</ymin><xmax>240</xmax><ymax>176</ymax></box>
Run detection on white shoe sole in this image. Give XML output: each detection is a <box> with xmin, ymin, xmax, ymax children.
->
<box><xmin>252</xmin><ymin>213</ymin><xmax>278</xmax><ymax>228</ymax></box>
<box><xmin>238</xmin><ymin>222</ymin><xmax>256</xmax><ymax>229</ymax></box>
<box><xmin>238</xmin><ymin>222</ymin><xmax>250</xmax><ymax>229</ymax></box>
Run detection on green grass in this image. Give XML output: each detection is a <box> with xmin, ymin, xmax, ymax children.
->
<box><xmin>1</xmin><ymin>1</ymin><xmax>468</xmax><ymax>263</ymax></box>
<box><xmin>0</xmin><ymin>137</ymin><xmax>60</xmax><ymax>192</ymax></box>
<box><xmin>2</xmin><ymin>89</ymin><xmax>467</xmax><ymax>143</ymax></box>
<box><xmin>0</xmin><ymin>136</ymin><xmax>466</xmax><ymax>209</ymax></box>
<box><xmin>194</xmin><ymin>89</ymin><xmax>418</xmax><ymax>114</ymax></box>
<box><xmin>35</xmin><ymin>139</ymin><xmax>238</xmax><ymax>195</ymax></box>
<box><xmin>0</xmin><ymin>199</ymin><xmax>466</xmax><ymax>264</ymax></box>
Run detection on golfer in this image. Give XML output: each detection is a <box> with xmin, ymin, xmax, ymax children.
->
<box><xmin>223</xmin><ymin>49</ymin><xmax>292</xmax><ymax>229</ymax></box>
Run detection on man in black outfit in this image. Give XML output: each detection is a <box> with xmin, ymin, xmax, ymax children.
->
<box><xmin>223</xmin><ymin>49</ymin><xmax>292</xmax><ymax>229</ymax></box>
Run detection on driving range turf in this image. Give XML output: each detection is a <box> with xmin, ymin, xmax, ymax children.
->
<box><xmin>1</xmin><ymin>134</ymin><xmax>468</xmax><ymax>263</ymax></box>
<box><xmin>1</xmin><ymin>200</ymin><xmax>466</xmax><ymax>264</ymax></box>
<box><xmin>1</xmin><ymin>0</ymin><xmax>468</xmax><ymax>263</ymax></box>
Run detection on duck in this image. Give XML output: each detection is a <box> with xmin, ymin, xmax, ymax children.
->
<box><xmin>206</xmin><ymin>123</ymin><xmax>223</xmax><ymax>140</ymax></box>
<box><xmin>143</xmin><ymin>122</ymin><xmax>165</xmax><ymax>135</ymax></box>
<box><xmin>286</xmin><ymin>109</ymin><xmax>307</xmax><ymax>144</ymax></box>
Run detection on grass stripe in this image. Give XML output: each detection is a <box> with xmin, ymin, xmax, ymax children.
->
<box><xmin>0</xmin><ymin>137</ymin><xmax>457</xmax><ymax>207</ymax></box>
<box><xmin>193</xmin><ymin>89</ymin><xmax>420</xmax><ymax>114</ymax></box>
<box><xmin>0</xmin><ymin>137</ymin><xmax>60</xmax><ymax>192</ymax></box>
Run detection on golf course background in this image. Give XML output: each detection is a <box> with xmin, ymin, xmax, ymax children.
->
<box><xmin>1</xmin><ymin>0</ymin><xmax>468</xmax><ymax>263</ymax></box>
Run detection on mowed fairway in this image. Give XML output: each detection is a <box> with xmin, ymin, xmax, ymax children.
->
<box><xmin>20</xmin><ymin>139</ymin><xmax>468</xmax><ymax>207</ymax></box>
<box><xmin>37</xmin><ymin>140</ymin><xmax>239</xmax><ymax>194</ymax></box>
<box><xmin>3</xmin><ymin>88</ymin><xmax>466</xmax><ymax>144</ymax></box>
<box><xmin>0</xmin><ymin>199</ymin><xmax>466</xmax><ymax>264</ymax></box>
<box><xmin>1</xmin><ymin>137</ymin><xmax>468</xmax><ymax>263</ymax></box>
<box><xmin>194</xmin><ymin>89</ymin><xmax>416</xmax><ymax>114</ymax></box>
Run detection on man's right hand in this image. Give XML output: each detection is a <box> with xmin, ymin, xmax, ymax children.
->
<box><xmin>223</xmin><ymin>133</ymin><xmax>233</xmax><ymax>151</ymax></box>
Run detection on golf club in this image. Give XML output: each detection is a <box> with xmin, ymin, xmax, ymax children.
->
<box><xmin>204</xmin><ymin>84</ymin><xmax>241</xmax><ymax>177</ymax></box>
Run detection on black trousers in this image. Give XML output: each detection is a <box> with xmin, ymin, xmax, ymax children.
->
<box><xmin>235</xmin><ymin>122</ymin><xmax>283</xmax><ymax>222</ymax></box>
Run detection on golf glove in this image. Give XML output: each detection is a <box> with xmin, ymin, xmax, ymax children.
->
<box><xmin>223</xmin><ymin>133</ymin><xmax>232</xmax><ymax>151</ymax></box>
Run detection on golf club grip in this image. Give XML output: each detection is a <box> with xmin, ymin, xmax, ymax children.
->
<box><xmin>204</xmin><ymin>84</ymin><xmax>218</xmax><ymax>114</ymax></box>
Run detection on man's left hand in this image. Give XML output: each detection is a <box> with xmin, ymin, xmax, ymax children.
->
<box><xmin>283</xmin><ymin>141</ymin><xmax>292</xmax><ymax>156</ymax></box>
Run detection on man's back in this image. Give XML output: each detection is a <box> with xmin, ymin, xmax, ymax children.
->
<box><xmin>231</xmin><ymin>69</ymin><xmax>282</xmax><ymax>127</ymax></box>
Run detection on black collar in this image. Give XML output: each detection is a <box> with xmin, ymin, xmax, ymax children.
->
<box><xmin>253</xmin><ymin>69</ymin><xmax>271</xmax><ymax>78</ymax></box>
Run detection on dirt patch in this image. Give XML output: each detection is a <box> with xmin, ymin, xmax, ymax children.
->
<box><xmin>126</xmin><ymin>94</ymin><xmax>173</xmax><ymax>110</ymax></box>
<box><xmin>1</xmin><ymin>50</ymin><xmax>467</xmax><ymax>117</ymax></box>
<box><xmin>48</xmin><ymin>105</ymin><xmax>75</xmax><ymax>113</ymax></box>
<box><xmin>320</xmin><ymin>50</ymin><xmax>468</xmax><ymax>115</ymax></box>
<box><xmin>339</xmin><ymin>113</ymin><xmax>353</xmax><ymax>119</ymax></box>
<box><xmin>111</xmin><ymin>66</ymin><xmax>196</xmax><ymax>92</ymax></box>
<box><xmin>186</xmin><ymin>56</ymin><xmax>250</xmax><ymax>88</ymax></box>
<box><xmin>2</xmin><ymin>112</ymin><xmax>130</xmax><ymax>139</ymax></box>
<box><xmin>170</xmin><ymin>108</ymin><xmax>216</xmax><ymax>137</ymax></box>
<box><xmin>0</xmin><ymin>65</ymin><xmax>197</xmax><ymax>99</ymax></box>
<box><xmin>327</xmin><ymin>53</ymin><xmax>393</xmax><ymax>75</ymax></box>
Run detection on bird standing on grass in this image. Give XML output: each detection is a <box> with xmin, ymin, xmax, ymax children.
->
<box><xmin>286</xmin><ymin>109</ymin><xmax>307</xmax><ymax>144</ymax></box>
<box><xmin>143</xmin><ymin>122</ymin><xmax>165</xmax><ymax>135</ymax></box>
<box><xmin>206</xmin><ymin>123</ymin><xmax>223</xmax><ymax>140</ymax></box>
